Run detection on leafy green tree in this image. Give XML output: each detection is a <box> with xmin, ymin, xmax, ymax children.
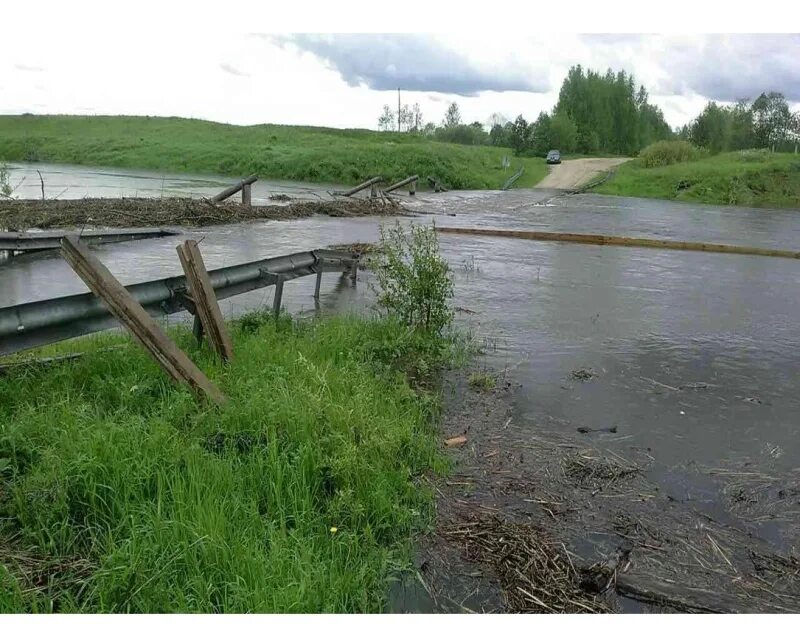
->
<box><xmin>509</xmin><ymin>115</ymin><xmax>530</xmax><ymax>155</ymax></box>
<box><xmin>442</xmin><ymin>102</ymin><xmax>462</xmax><ymax>128</ymax></box>
<box><xmin>690</xmin><ymin>102</ymin><xmax>731</xmax><ymax>154</ymax></box>
<box><xmin>549</xmin><ymin>112</ymin><xmax>578</xmax><ymax>153</ymax></box>
<box><xmin>378</xmin><ymin>105</ymin><xmax>395</xmax><ymax>132</ymax></box>
<box><xmin>530</xmin><ymin>112</ymin><xmax>552</xmax><ymax>156</ymax></box>
<box><xmin>489</xmin><ymin>123</ymin><xmax>506</xmax><ymax>146</ymax></box>
<box><xmin>409</xmin><ymin>103</ymin><xmax>424</xmax><ymax>133</ymax></box>
<box><xmin>553</xmin><ymin>65</ymin><xmax>671</xmax><ymax>155</ymax></box>
<box><xmin>752</xmin><ymin>92</ymin><xmax>792</xmax><ymax>150</ymax></box>
<box><xmin>729</xmin><ymin>100</ymin><xmax>755</xmax><ymax>150</ymax></box>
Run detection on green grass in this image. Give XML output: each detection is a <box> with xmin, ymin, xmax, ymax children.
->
<box><xmin>0</xmin><ymin>115</ymin><xmax>548</xmax><ymax>190</ymax></box>
<box><xmin>0</xmin><ymin>313</ymin><xmax>456</xmax><ymax>612</ymax></box>
<box><xmin>594</xmin><ymin>150</ymin><xmax>800</xmax><ymax>208</ymax></box>
<box><xmin>467</xmin><ymin>371</ymin><xmax>495</xmax><ymax>392</ymax></box>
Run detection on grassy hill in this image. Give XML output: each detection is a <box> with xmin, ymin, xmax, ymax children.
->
<box><xmin>594</xmin><ymin>150</ymin><xmax>800</xmax><ymax>209</ymax></box>
<box><xmin>0</xmin><ymin>115</ymin><xmax>548</xmax><ymax>190</ymax></box>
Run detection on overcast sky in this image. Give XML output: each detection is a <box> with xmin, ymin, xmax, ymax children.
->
<box><xmin>2</xmin><ymin>33</ymin><xmax>798</xmax><ymax>130</ymax></box>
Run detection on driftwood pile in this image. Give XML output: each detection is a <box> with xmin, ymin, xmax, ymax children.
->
<box><xmin>0</xmin><ymin>197</ymin><xmax>404</xmax><ymax>230</ymax></box>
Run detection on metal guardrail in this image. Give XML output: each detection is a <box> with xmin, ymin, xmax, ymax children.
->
<box><xmin>0</xmin><ymin>228</ymin><xmax>180</xmax><ymax>253</ymax></box>
<box><xmin>0</xmin><ymin>248</ymin><xmax>358</xmax><ymax>356</ymax></box>
<box><xmin>501</xmin><ymin>167</ymin><xmax>525</xmax><ymax>191</ymax></box>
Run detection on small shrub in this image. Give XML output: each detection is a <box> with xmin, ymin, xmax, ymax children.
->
<box><xmin>638</xmin><ymin>140</ymin><xmax>702</xmax><ymax>168</ymax></box>
<box><xmin>0</xmin><ymin>163</ymin><xmax>12</xmax><ymax>198</ymax></box>
<box><xmin>374</xmin><ymin>221</ymin><xmax>454</xmax><ymax>336</ymax></box>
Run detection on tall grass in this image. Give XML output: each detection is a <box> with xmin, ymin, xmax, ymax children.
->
<box><xmin>0</xmin><ymin>314</ymin><xmax>453</xmax><ymax>612</ymax></box>
<box><xmin>595</xmin><ymin>150</ymin><xmax>800</xmax><ymax>208</ymax></box>
<box><xmin>0</xmin><ymin>115</ymin><xmax>549</xmax><ymax>190</ymax></box>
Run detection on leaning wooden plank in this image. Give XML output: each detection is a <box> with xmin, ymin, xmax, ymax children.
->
<box><xmin>176</xmin><ymin>240</ymin><xmax>234</xmax><ymax>362</ymax></box>
<box><xmin>435</xmin><ymin>227</ymin><xmax>800</xmax><ymax>260</ymax></box>
<box><xmin>60</xmin><ymin>236</ymin><xmax>227</xmax><ymax>404</ymax></box>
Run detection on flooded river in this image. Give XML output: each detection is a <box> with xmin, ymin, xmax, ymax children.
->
<box><xmin>2</xmin><ymin>162</ymin><xmax>800</xmax><ymax>584</ymax></box>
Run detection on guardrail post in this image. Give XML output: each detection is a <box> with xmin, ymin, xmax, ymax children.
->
<box><xmin>59</xmin><ymin>236</ymin><xmax>227</xmax><ymax>405</ymax></box>
<box><xmin>273</xmin><ymin>276</ymin><xmax>284</xmax><ymax>319</ymax></box>
<box><xmin>314</xmin><ymin>270</ymin><xmax>323</xmax><ymax>299</ymax></box>
<box><xmin>192</xmin><ymin>315</ymin><xmax>204</xmax><ymax>343</ymax></box>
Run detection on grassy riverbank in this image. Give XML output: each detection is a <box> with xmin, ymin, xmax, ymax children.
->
<box><xmin>594</xmin><ymin>150</ymin><xmax>800</xmax><ymax>208</ymax></box>
<box><xmin>0</xmin><ymin>313</ymin><xmax>457</xmax><ymax>612</ymax></box>
<box><xmin>0</xmin><ymin>115</ymin><xmax>548</xmax><ymax>190</ymax></box>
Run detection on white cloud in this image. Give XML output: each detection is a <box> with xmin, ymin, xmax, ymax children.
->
<box><xmin>1</xmin><ymin>32</ymin><xmax>797</xmax><ymax>129</ymax></box>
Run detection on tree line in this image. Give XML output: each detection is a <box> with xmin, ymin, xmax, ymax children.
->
<box><xmin>377</xmin><ymin>65</ymin><xmax>799</xmax><ymax>157</ymax></box>
<box><xmin>677</xmin><ymin>92</ymin><xmax>800</xmax><ymax>153</ymax></box>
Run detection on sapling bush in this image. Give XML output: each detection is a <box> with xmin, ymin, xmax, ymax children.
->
<box><xmin>0</xmin><ymin>163</ymin><xmax>13</xmax><ymax>198</ymax></box>
<box><xmin>374</xmin><ymin>221</ymin><xmax>454</xmax><ymax>336</ymax></box>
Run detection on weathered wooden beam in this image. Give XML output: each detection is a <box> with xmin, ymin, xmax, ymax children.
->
<box><xmin>273</xmin><ymin>276</ymin><xmax>284</xmax><ymax>318</ymax></box>
<box><xmin>384</xmin><ymin>175</ymin><xmax>419</xmax><ymax>194</ymax></box>
<box><xmin>60</xmin><ymin>236</ymin><xmax>227</xmax><ymax>404</ymax></box>
<box><xmin>340</xmin><ymin>176</ymin><xmax>383</xmax><ymax>197</ymax></box>
<box><xmin>211</xmin><ymin>174</ymin><xmax>258</xmax><ymax>203</ymax></box>
<box><xmin>176</xmin><ymin>240</ymin><xmax>234</xmax><ymax>362</ymax></box>
<box><xmin>241</xmin><ymin>183</ymin><xmax>252</xmax><ymax>206</ymax></box>
<box><xmin>435</xmin><ymin>227</ymin><xmax>800</xmax><ymax>260</ymax></box>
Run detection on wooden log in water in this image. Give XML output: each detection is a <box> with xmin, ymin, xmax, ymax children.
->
<box><xmin>384</xmin><ymin>175</ymin><xmax>419</xmax><ymax>194</ymax></box>
<box><xmin>435</xmin><ymin>227</ymin><xmax>800</xmax><ymax>260</ymax></box>
<box><xmin>340</xmin><ymin>176</ymin><xmax>383</xmax><ymax>197</ymax></box>
<box><xmin>211</xmin><ymin>174</ymin><xmax>258</xmax><ymax>203</ymax></box>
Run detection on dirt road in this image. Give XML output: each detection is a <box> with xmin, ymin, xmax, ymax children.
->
<box><xmin>536</xmin><ymin>157</ymin><xmax>630</xmax><ymax>190</ymax></box>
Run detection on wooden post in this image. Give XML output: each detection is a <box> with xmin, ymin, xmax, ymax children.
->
<box><xmin>313</xmin><ymin>270</ymin><xmax>322</xmax><ymax>299</ymax></box>
<box><xmin>60</xmin><ymin>236</ymin><xmax>227</xmax><ymax>405</ymax></box>
<box><xmin>370</xmin><ymin>182</ymin><xmax>378</xmax><ymax>199</ymax></box>
<box><xmin>176</xmin><ymin>240</ymin><xmax>234</xmax><ymax>362</ymax></box>
<box><xmin>273</xmin><ymin>277</ymin><xmax>284</xmax><ymax>319</ymax></box>
<box><xmin>241</xmin><ymin>183</ymin><xmax>252</xmax><ymax>206</ymax></box>
<box><xmin>409</xmin><ymin>179</ymin><xmax>416</xmax><ymax>196</ymax></box>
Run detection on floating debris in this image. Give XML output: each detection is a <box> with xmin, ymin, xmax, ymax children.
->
<box><xmin>0</xmin><ymin>197</ymin><xmax>405</xmax><ymax>230</ymax></box>
<box><xmin>570</xmin><ymin>367</ymin><xmax>598</xmax><ymax>382</ymax></box>
<box><xmin>576</xmin><ymin>426</ymin><xmax>618</xmax><ymax>434</ymax></box>
<box><xmin>441</xmin><ymin>515</ymin><xmax>608</xmax><ymax>613</ymax></box>
<box><xmin>445</xmin><ymin>435</ymin><xmax>468</xmax><ymax>448</ymax></box>
<box><xmin>562</xmin><ymin>451</ymin><xmax>641</xmax><ymax>490</ymax></box>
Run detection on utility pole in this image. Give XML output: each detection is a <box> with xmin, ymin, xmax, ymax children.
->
<box><xmin>397</xmin><ymin>88</ymin><xmax>401</xmax><ymax>133</ymax></box>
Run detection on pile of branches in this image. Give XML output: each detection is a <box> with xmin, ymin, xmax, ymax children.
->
<box><xmin>441</xmin><ymin>515</ymin><xmax>608</xmax><ymax>613</ymax></box>
<box><xmin>0</xmin><ymin>197</ymin><xmax>404</xmax><ymax>230</ymax></box>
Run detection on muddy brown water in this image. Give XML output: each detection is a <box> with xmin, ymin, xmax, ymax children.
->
<box><xmin>2</xmin><ymin>163</ymin><xmax>800</xmax><ymax>611</ymax></box>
